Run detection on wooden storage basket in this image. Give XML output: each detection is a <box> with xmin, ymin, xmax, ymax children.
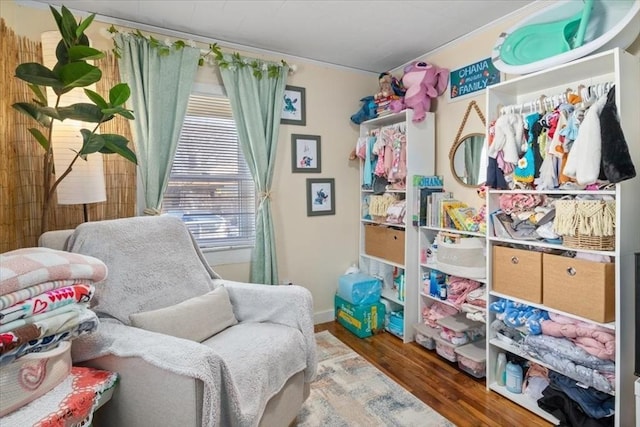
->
<box><xmin>553</xmin><ymin>199</ymin><xmax>616</xmax><ymax>250</ymax></box>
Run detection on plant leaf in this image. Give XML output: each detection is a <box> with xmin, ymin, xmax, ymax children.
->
<box><xmin>79</xmin><ymin>129</ymin><xmax>104</xmax><ymax>154</ymax></box>
<box><xmin>101</xmin><ymin>106</ymin><xmax>134</xmax><ymax>120</ymax></box>
<box><xmin>58</xmin><ymin>62</ymin><xmax>101</xmax><ymax>89</ymax></box>
<box><xmin>38</xmin><ymin>106</ymin><xmax>64</xmax><ymax>120</ymax></box>
<box><xmin>60</xmin><ymin>6</ymin><xmax>78</xmax><ymax>44</ymax></box>
<box><xmin>28</xmin><ymin>128</ymin><xmax>50</xmax><ymax>150</ymax></box>
<box><xmin>28</xmin><ymin>84</ymin><xmax>47</xmax><ymax>105</ymax></box>
<box><xmin>100</xmin><ymin>134</ymin><xmax>137</xmax><ymax>163</ymax></box>
<box><xmin>84</xmin><ymin>89</ymin><xmax>109</xmax><ymax>109</ymax></box>
<box><xmin>57</xmin><ymin>103</ymin><xmax>104</xmax><ymax>122</ymax></box>
<box><xmin>109</xmin><ymin>83</ymin><xmax>130</xmax><ymax>106</ymax></box>
<box><xmin>15</xmin><ymin>63</ymin><xmax>62</xmax><ymax>88</ymax></box>
<box><xmin>49</xmin><ymin>6</ymin><xmax>64</xmax><ymax>40</ymax></box>
<box><xmin>55</xmin><ymin>39</ymin><xmax>69</xmax><ymax>65</ymax></box>
<box><xmin>68</xmin><ymin>45</ymin><xmax>104</xmax><ymax>61</ymax></box>
<box><xmin>75</xmin><ymin>13</ymin><xmax>95</xmax><ymax>38</ymax></box>
<box><xmin>117</xmin><ymin>109</ymin><xmax>135</xmax><ymax>120</ymax></box>
<box><xmin>12</xmin><ymin>102</ymin><xmax>52</xmax><ymax>127</ymax></box>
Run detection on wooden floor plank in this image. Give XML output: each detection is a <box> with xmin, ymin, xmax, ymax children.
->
<box><xmin>315</xmin><ymin>321</ymin><xmax>553</xmax><ymax>427</ymax></box>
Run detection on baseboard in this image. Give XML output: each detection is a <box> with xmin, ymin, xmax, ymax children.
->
<box><xmin>314</xmin><ymin>309</ymin><xmax>334</xmax><ymax>325</ymax></box>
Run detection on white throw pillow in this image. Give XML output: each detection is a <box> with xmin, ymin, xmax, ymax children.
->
<box><xmin>129</xmin><ymin>286</ymin><xmax>238</xmax><ymax>342</ymax></box>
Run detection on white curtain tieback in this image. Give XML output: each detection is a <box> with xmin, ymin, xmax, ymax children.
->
<box><xmin>259</xmin><ymin>190</ymin><xmax>273</xmax><ymax>200</ymax></box>
<box><xmin>143</xmin><ymin>208</ymin><xmax>162</xmax><ymax>216</ymax></box>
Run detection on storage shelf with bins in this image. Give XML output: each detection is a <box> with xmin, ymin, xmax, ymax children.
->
<box><xmin>484</xmin><ymin>48</ymin><xmax>639</xmax><ymax>427</ymax></box>
<box><xmin>358</xmin><ymin>109</ymin><xmax>435</xmax><ymax>343</ymax></box>
<box><xmin>416</xmin><ymin>225</ymin><xmax>488</xmax><ymax>376</ymax></box>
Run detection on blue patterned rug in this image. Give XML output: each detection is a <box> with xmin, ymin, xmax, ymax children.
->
<box><xmin>296</xmin><ymin>331</ymin><xmax>455</xmax><ymax>427</ymax></box>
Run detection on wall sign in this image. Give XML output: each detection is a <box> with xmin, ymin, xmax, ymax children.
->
<box><xmin>449</xmin><ymin>58</ymin><xmax>500</xmax><ymax>101</ymax></box>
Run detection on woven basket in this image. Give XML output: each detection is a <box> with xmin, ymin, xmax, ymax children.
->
<box><xmin>553</xmin><ymin>199</ymin><xmax>616</xmax><ymax>250</ymax></box>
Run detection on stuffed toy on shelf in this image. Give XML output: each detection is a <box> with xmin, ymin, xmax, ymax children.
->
<box><xmin>350</xmin><ymin>95</ymin><xmax>377</xmax><ymax>125</ymax></box>
<box><xmin>375</xmin><ymin>72</ymin><xmax>405</xmax><ymax>100</ymax></box>
<box><xmin>391</xmin><ymin>61</ymin><xmax>449</xmax><ymax>122</ymax></box>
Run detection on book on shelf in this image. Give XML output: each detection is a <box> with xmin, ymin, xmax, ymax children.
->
<box><xmin>428</xmin><ymin>192</ymin><xmax>453</xmax><ymax>227</ymax></box>
<box><xmin>411</xmin><ymin>175</ymin><xmax>444</xmax><ymax>226</ymax></box>
<box><xmin>419</xmin><ymin>187</ymin><xmax>445</xmax><ymax>226</ymax></box>
<box><xmin>440</xmin><ymin>200</ymin><xmax>466</xmax><ymax>229</ymax></box>
<box><xmin>446</xmin><ymin>206</ymin><xmax>477</xmax><ymax>232</ymax></box>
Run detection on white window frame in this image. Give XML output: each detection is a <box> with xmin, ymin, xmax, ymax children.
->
<box><xmin>158</xmin><ymin>83</ymin><xmax>253</xmax><ymax>265</ymax></box>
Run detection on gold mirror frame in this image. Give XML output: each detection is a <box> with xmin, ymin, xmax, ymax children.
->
<box><xmin>449</xmin><ymin>100</ymin><xmax>486</xmax><ymax>188</ymax></box>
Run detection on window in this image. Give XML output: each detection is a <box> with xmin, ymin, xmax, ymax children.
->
<box><xmin>163</xmin><ymin>93</ymin><xmax>255</xmax><ymax>250</ymax></box>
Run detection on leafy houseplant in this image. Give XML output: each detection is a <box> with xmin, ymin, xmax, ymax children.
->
<box><xmin>12</xmin><ymin>5</ymin><xmax>137</xmax><ymax>234</ymax></box>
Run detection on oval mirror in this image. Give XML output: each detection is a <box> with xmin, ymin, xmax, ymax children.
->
<box><xmin>450</xmin><ymin>133</ymin><xmax>485</xmax><ymax>187</ymax></box>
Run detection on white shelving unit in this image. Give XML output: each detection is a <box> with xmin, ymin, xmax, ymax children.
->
<box><xmin>484</xmin><ymin>48</ymin><xmax>640</xmax><ymax>427</ymax></box>
<box><xmin>417</xmin><ymin>225</ymin><xmax>488</xmax><ymax>372</ymax></box>
<box><xmin>358</xmin><ymin>109</ymin><xmax>435</xmax><ymax>343</ymax></box>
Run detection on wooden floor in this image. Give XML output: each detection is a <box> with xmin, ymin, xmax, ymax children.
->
<box><xmin>315</xmin><ymin>321</ymin><xmax>552</xmax><ymax>427</ymax></box>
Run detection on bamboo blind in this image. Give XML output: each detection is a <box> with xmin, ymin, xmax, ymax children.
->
<box><xmin>1</xmin><ymin>19</ymin><xmax>136</xmax><ymax>252</ymax></box>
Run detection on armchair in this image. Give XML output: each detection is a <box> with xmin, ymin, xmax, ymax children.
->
<box><xmin>39</xmin><ymin>216</ymin><xmax>317</xmax><ymax>427</ymax></box>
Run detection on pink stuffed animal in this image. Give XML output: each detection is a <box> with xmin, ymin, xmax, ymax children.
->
<box><xmin>390</xmin><ymin>62</ymin><xmax>449</xmax><ymax>122</ymax></box>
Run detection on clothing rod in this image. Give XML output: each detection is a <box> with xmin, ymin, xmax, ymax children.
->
<box><xmin>499</xmin><ymin>81</ymin><xmax>614</xmax><ymax>116</ymax></box>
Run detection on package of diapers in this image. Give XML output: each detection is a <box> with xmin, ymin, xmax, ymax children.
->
<box><xmin>337</xmin><ymin>273</ymin><xmax>382</xmax><ymax>305</ymax></box>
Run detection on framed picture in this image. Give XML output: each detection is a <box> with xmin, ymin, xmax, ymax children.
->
<box><xmin>291</xmin><ymin>134</ymin><xmax>321</xmax><ymax>173</ymax></box>
<box><xmin>306</xmin><ymin>178</ymin><xmax>335</xmax><ymax>216</ymax></box>
<box><xmin>281</xmin><ymin>85</ymin><xmax>306</xmax><ymax>126</ymax></box>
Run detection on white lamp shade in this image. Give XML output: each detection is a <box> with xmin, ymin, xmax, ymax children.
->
<box><xmin>41</xmin><ymin>31</ymin><xmax>106</xmax><ymax>205</ymax></box>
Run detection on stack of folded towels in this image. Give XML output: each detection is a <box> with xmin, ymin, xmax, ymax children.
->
<box><xmin>0</xmin><ymin>247</ymin><xmax>107</xmax><ymax>416</ymax></box>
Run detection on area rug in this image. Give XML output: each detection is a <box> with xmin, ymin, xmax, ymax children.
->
<box><xmin>296</xmin><ymin>331</ymin><xmax>455</xmax><ymax>427</ymax></box>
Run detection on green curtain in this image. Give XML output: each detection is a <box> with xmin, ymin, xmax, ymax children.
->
<box><xmin>116</xmin><ymin>34</ymin><xmax>200</xmax><ymax>214</ymax></box>
<box><xmin>464</xmin><ymin>135</ymin><xmax>484</xmax><ymax>185</ymax></box>
<box><xmin>218</xmin><ymin>58</ymin><xmax>288</xmax><ymax>285</ymax></box>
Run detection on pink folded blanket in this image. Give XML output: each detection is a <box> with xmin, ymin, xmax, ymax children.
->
<box><xmin>0</xmin><ymin>247</ymin><xmax>107</xmax><ymax>296</ymax></box>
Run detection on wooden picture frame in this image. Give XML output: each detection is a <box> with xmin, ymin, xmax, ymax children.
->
<box><xmin>291</xmin><ymin>134</ymin><xmax>321</xmax><ymax>173</ymax></box>
<box><xmin>281</xmin><ymin>85</ymin><xmax>306</xmax><ymax>126</ymax></box>
<box><xmin>306</xmin><ymin>178</ymin><xmax>335</xmax><ymax>216</ymax></box>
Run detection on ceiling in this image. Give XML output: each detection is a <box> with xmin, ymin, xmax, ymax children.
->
<box><xmin>30</xmin><ymin>0</ymin><xmax>534</xmax><ymax>73</ymax></box>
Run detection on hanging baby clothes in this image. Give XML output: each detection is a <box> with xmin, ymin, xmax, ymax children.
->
<box><xmin>372</xmin><ymin>129</ymin><xmax>386</xmax><ymax>177</ymax></box>
<box><xmin>379</xmin><ymin>124</ymin><xmax>405</xmax><ymax>189</ymax></box>
<box><xmin>599</xmin><ymin>86</ymin><xmax>636</xmax><ymax>183</ymax></box>
<box><xmin>545</xmin><ymin>105</ymin><xmax>572</xmax><ymax>186</ymax></box>
<box><xmin>535</xmin><ymin>113</ymin><xmax>557</xmax><ymax>190</ymax></box>
<box><xmin>564</xmin><ymin>93</ymin><xmax>608</xmax><ymax>185</ymax></box>
<box><xmin>361</xmin><ymin>135</ymin><xmax>378</xmax><ymax>188</ymax></box>
<box><xmin>386</xmin><ymin>125</ymin><xmax>407</xmax><ymax>189</ymax></box>
<box><xmin>487</xmin><ymin>114</ymin><xmax>525</xmax><ymax>189</ymax></box>
<box><xmin>488</xmin><ymin>113</ymin><xmax>524</xmax><ymax>165</ymax></box>
<box><xmin>486</xmin><ymin>120</ymin><xmax>509</xmax><ymax>189</ymax></box>
<box><xmin>513</xmin><ymin>113</ymin><xmax>540</xmax><ymax>184</ymax></box>
<box><xmin>532</xmin><ymin>115</ymin><xmax>545</xmax><ymax>178</ymax></box>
